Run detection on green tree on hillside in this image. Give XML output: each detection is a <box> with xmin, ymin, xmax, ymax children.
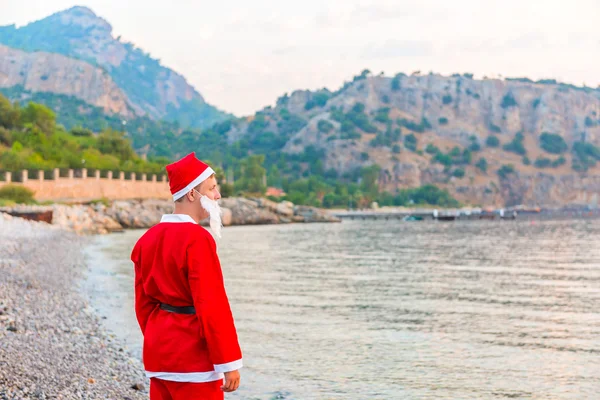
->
<box><xmin>540</xmin><ymin>133</ymin><xmax>568</xmax><ymax>154</ymax></box>
<box><xmin>20</xmin><ymin>103</ymin><xmax>56</xmax><ymax>135</ymax></box>
<box><xmin>503</xmin><ymin>132</ymin><xmax>526</xmax><ymax>155</ymax></box>
<box><xmin>475</xmin><ymin>157</ymin><xmax>488</xmax><ymax>172</ymax></box>
<box><xmin>235</xmin><ymin>155</ymin><xmax>266</xmax><ymax>194</ymax></box>
<box><xmin>486</xmin><ymin>135</ymin><xmax>500</xmax><ymax>147</ymax></box>
<box><xmin>0</xmin><ymin>96</ymin><xmax>21</xmax><ymax>129</ymax></box>
<box><xmin>97</xmin><ymin>129</ymin><xmax>136</xmax><ymax>161</ymax></box>
<box><xmin>0</xmin><ymin>94</ymin><xmax>167</xmax><ymax>174</ymax></box>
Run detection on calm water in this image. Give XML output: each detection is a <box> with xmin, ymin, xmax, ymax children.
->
<box><xmin>84</xmin><ymin>219</ymin><xmax>600</xmax><ymax>399</ymax></box>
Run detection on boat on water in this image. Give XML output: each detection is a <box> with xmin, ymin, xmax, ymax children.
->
<box><xmin>402</xmin><ymin>215</ymin><xmax>424</xmax><ymax>221</ymax></box>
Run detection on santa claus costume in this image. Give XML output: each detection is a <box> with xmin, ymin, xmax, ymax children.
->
<box><xmin>131</xmin><ymin>153</ymin><xmax>242</xmax><ymax>399</ymax></box>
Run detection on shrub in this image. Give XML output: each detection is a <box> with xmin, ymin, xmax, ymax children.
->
<box><xmin>277</xmin><ymin>112</ymin><xmax>307</xmax><ymax>136</ymax></box>
<box><xmin>426</xmin><ymin>144</ymin><xmax>440</xmax><ymax>154</ymax></box>
<box><xmin>370</xmin><ymin>123</ymin><xmax>401</xmax><ymax>148</ymax></box>
<box><xmin>585</xmin><ymin>116</ymin><xmax>597</xmax><ymax>128</ymax></box>
<box><xmin>534</xmin><ymin>156</ymin><xmax>566</xmax><ymax>169</ymax></box>
<box><xmin>486</xmin><ymin>136</ymin><xmax>500</xmax><ymax>147</ymax></box>
<box><xmin>391</xmin><ymin>75</ymin><xmax>401</xmax><ymax>91</ymax></box>
<box><xmin>0</xmin><ymin>127</ymin><xmax>12</xmax><ymax>145</ymax></box>
<box><xmin>468</xmin><ymin>139</ymin><xmax>481</xmax><ymax>152</ymax></box>
<box><xmin>552</xmin><ymin>156</ymin><xmax>566</xmax><ymax>167</ymax></box>
<box><xmin>422</xmin><ymin>118</ymin><xmax>432</xmax><ymax>130</ymax></box>
<box><xmin>433</xmin><ymin>152</ymin><xmax>453</xmax><ymax>166</ymax></box>
<box><xmin>346</xmin><ymin>103</ymin><xmax>377</xmax><ymax>133</ymax></box>
<box><xmin>0</xmin><ymin>184</ymin><xmax>35</xmax><ymax>203</ymax></box>
<box><xmin>572</xmin><ymin>141</ymin><xmax>600</xmax><ymax>171</ymax></box>
<box><xmin>503</xmin><ymin>133</ymin><xmax>526</xmax><ymax>155</ymax></box>
<box><xmin>497</xmin><ymin>164</ymin><xmax>515</xmax><ymax>179</ymax></box>
<box><xmin>540</xmin><ymin>132</ymin><xmax>568</xmax><ymax>154</ymax></box>
<box><xmin>392</xmin><ymin>144</ymin><xmax>401</xmax><ymax>154</ymax></box>
<box><xmin>475</xmin><ymin>158</ymin><xmax>488</xmax><ymax>172</ymax></box>
<box><xmin>374</xmin><ymin>108</ymin><xmax>391</xmax><ymax>124</ymax></box>
<box><xmin>0</xmin><ymin>198</ymin><xmax>17</xmax><ymax>207</ymax></box>
<box><xmin>397</xmin><ymin>117</ymin><xmax>431</xmax><ymax>133</ymax></box>
<box><xmin>489</xmin><ymin>123</ymin><xmax>502</xmax><ymax>133</ymax></box>
<box><xmin>392</xmin><ymin>184</ymin><xmax>460</xmax><ymax>207</ymax></box>
<box><xmin>70</xmin><ymin>126</ymin><xmax>93</xmax><ymax>137</ymax></box>
<box><xmin>404</xmin><ymin>134</ymin><xmax>418</xmax><ymax>152</ymax></box>
<box><xmin>501</xmin><ymin>93</ymin><xmax>518</xmax><ymax>108</ymax></box>
<box><xmin>534</xmin><ymin>157</ymin><xmax>552</xmax><ymax>168</ymax></box>
<box><xmin>452</xmin><ymin>168</ymin><xmax>465</xmax><ymax>178</ymax></box>
<box><xmin>461</xmin><ymin>148</ymin><xmax>473</xmax><ymax>164</ymax></box>
<box><xmin>442</xmin><ymin>95</ymin><xmax>453</xmax><ymax>105</ymax></box>
<box><xmin>317</xmin><ymin>120</ymin><xmax>334</xmax><ymax>134</ymax></box>
<box><xmin>305</xmin><ymin>92</ymin><xmax>330</xmax><ymax>110</ymax></box>
<box><xmin>438</xmin><ymin>117</ymin><xmax>449</xmax><ymax>125</ymax></box>
<box><xmin>522</xmin><ymin>156</ymin><xmax>531</xmax><ymax>165</ymax></box>
<box><xmin>341</xmin><ymin>130</ymin><xmax>361</xmax><ymax>140</ymax></box>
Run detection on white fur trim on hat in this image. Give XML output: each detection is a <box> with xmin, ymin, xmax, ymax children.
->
<box><xmin>172</xmin><ymin>167</ymin><xmax>215</xmax><ymax>201</ymax></box>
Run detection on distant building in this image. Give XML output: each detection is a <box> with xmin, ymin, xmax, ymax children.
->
<box><xmin>266</xmin><ymin>187</ymin><xmax>286</xmax><ymax>198</ymax></box>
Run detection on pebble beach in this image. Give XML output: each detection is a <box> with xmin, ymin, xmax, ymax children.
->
<box><xmin>0</xmin><ymin>213</ymin><xmax>147</xmax><ymax>399</ymax></box>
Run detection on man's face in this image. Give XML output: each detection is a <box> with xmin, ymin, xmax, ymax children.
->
<box><xmin>199</xmin><ymin>176</ymin><xmax>221</xmax><ymax>200</ymax></box>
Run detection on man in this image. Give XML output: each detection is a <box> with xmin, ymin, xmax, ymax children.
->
<box><xmin>131</xmin><ymin>152</ymin><xmax>242</xmax><ymax>399</ymax></box>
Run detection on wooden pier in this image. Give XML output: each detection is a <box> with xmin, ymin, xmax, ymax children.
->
<box><xmin>330</xmin><ymin>209</ymin><xmax>519</xmax><ymax>221</ymax></box>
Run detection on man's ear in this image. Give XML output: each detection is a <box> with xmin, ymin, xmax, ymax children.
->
<box><xmin>186</xmin><ymin>190</ymin><xmax>195</xmax><ymax>202</ymax></box>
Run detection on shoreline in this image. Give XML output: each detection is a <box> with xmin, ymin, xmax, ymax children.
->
<box><xmin>0</xmin><ymin>197</ymin><xmax>341</xmax><ymax>235</ymax></box>
<box><xmin>0</xmin><ymin>213</ymin><xmax>148</xmax><ymax>398</ymax></box>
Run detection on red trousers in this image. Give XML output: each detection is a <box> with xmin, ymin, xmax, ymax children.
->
<box><xmin>150</xmin><ymin>378</ymin><xmax>224</xmax><ymax>400</ymax></box>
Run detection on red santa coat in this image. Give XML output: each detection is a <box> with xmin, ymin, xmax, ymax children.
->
<box><xmin>131</xmin><ymin>213</ymin><xmax>242</xmax><ymax>382</ymax></box>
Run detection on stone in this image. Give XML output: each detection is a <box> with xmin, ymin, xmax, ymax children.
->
<box><xmin>221</xmin><ymin>207</ymin><xmax>232</xmax><ymax>226</ymax></box>
<box><xmin>276</xmin><ymin>201</ymin><xmax>294</xmax><ymax>217</ymax></box>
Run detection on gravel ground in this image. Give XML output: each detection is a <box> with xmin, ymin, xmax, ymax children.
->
<box><xmin>0</xmin><ymin>213</ymin><xmax>147</xmax><ymax>399</ymax></box>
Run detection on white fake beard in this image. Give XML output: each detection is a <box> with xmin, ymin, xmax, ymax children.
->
<box><xmin>200</xmin><ymin>196</ymin><xmax>223</xmax><ymax>238</ymax></box>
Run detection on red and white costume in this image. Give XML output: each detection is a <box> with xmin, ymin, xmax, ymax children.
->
<box><xmin>131</xmin><ymin>153</ymin><xmax>242</xmax><ymax>399</ymax></box>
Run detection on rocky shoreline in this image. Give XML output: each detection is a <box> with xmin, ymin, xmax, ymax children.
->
<box><xmin>0</xmin><ymin>197</ymin><xmax>341</xmax><ymax>235</ymax></box>
<box><xmin>0</xmin><ymin>213</ymin><xmax>148</xmax><ymax>399</ymax></box>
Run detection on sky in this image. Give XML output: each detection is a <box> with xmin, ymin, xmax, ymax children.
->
<box><xmin>1</xmin><ymin>0</ymin><xmax>599</xmax><ymax>116</ymax></box>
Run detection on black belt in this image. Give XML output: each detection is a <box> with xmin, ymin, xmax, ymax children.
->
<box><xmin>160</xmin><ymin>303</ymin><xmax>196</xmax><ymax>315</ymax></box>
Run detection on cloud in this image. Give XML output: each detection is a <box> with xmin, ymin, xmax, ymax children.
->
<box><xmin>361</xmin><ymin>39</ymin><xmax>434</xmax><ymax>59</ymax></box>
<box><xmin>350</xmin><ymin>4</ymin><xmax>413</xmax><ymax>22</ymax></box>
<box><xmin>272</xmin><ymin>45</ymin><xmax>300</xmax><ymax>56</ymax></box>
<box><xmin>350</xmin><ymin>2</ymin><xmax>447</xmax><ymax>24</ymax></box>
<box><xmin>504</xmin><ymin>32</ymin><xmax>548</xmax><ymax>49</ymax></box>
<box><xmin>315</xmin><ymin>2</ymin><xmax>445</xmax><ymax>28</ymax></box>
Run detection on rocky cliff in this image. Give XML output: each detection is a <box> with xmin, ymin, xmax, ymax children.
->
<box><xmin>0</xmin><ymin>44</ymin><xmax>134</xmax><ymax>116</ymax></box>
<box><xmin>0</xmin><ymin>6</ymin><xmax>228</xmax><ymax>127</ymax></box>
<box><xmin>224</xmin><ymin>72</ymin><xmax>600</xmax><ymax>207</ymax></box>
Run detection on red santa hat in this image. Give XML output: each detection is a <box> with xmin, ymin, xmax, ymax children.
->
<box><xmin>166</xmin><ymin>152</ymin><xmax>215</xmax><ymax>201</ymax></box>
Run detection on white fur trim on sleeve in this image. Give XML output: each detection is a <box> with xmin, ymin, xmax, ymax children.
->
<box><xmin>213</xmin><ymin>359</ymin><xmax>243</xmax><ymax>373</ymax></box>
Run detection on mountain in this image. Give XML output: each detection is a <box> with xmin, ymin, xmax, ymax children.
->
<box><xmin>0</xmin><ymin>6</ymin><xmax>228</xmax><ymax>128</ymax></box>
<box><xmin>0</xmin><ymin>44</ymin><xmax>135</xmax><ymax>117</ymax></box>
<box><xmin>206</xmin><ymin>71</ymin><xmax>600</xmax><ymax>207</ymax></box>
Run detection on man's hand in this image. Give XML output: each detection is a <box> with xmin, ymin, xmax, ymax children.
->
<box><xmin>221</xmin><ymin>370</ymin><xmax>240</xmax><ymax>392</ymax></box>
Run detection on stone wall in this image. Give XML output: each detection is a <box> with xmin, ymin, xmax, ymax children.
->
<box><xmin>0</xmin><ymin>169</ymin><xmax>170</xmax><ymax>201</ymax></box>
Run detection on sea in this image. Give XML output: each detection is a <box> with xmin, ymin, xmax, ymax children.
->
<box><xmin>83</xmin><ymin>218</ymin><xmax>600</xmax><ymax>399</ymax></box>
